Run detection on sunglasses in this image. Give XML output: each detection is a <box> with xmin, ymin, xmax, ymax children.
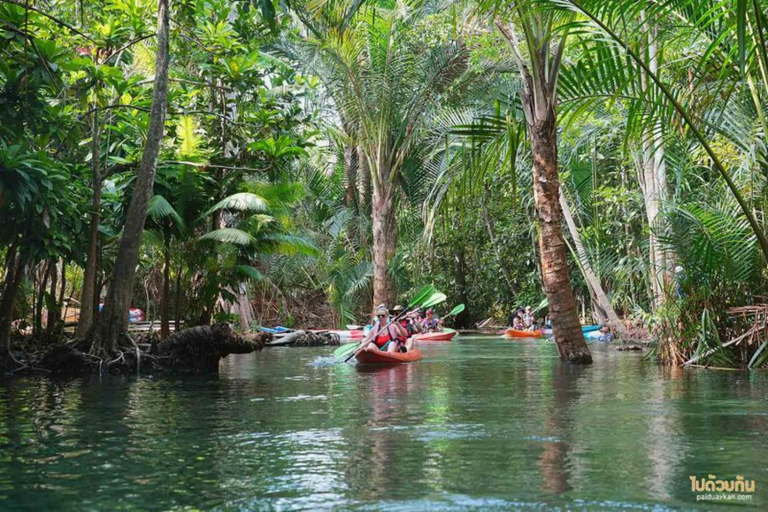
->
<box><xmin>377</xmin><ymin>314</ymin><xmax>386</xmax><ymax>318</ymax></box>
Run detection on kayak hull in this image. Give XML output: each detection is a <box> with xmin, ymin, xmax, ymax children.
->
<box><xmin>355</xmin><ymin>349</ymin><xmax>423</xmax><ymax>365</ymax></box>
<box><xmin>582</xmin><ymin>324</ymin><xmax>600</xmax><ymax>333</ymax></box>
<box><xmin>504</xmin><ymin>328</ymin><xmax>545</xmax><ymax>339</ymax></box>
<box><xmin>412</xmin><ymin>331</ymin><xmax>457</xmax><ymax>342</ymax></box>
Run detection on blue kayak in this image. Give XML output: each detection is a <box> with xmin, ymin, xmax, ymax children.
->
<box><xmin>261</xmin><ymin>326</ymin><xmax>292</xmax><ymax>334</ymax></box>
<box><xmin>542</xmin><ymin>326</ymin><xmax>600</xmax><ymax>336</ymax></box>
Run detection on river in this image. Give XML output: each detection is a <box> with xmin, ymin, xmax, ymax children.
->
<box><xmin>1</xmin><ymin>337</ymin><xmax>767</xmax><ymax>510</ymax></box>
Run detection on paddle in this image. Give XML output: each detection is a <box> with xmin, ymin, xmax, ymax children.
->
<box><xmin>333</xmin><ymin>285</ymin><xmax>436</xmax><ymax>360</ymax></box>
<box><xmin>421</xmin><ymin>292</ymin><xmax>447</xmax><ymax>309</ymax></box>
<box><xmin>440</xmin><ymin>303</ymin><xmax>465</xmax><ymax>322</ymax></box>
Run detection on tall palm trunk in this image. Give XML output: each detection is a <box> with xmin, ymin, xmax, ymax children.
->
<box><xmin>89</xmin><ymin>0</ymin><xmax>171</xmax><ymax>354</ymax></box>
<box><xmin>640</xmin><ymin>24</ymin><xmax>671</xmax><ymax>309</ymax></box>
<box><xmin>357</xmin><ymin>146</ymin><xmax>371</xmax><ymax>216</ymax></box>
<box><xmin>343</xmin><ymin>143</ymin><xmax>358</xmax><ymax>208</ymax></box>
<box><xmin>371</xmin><ymin>163</ymin><xmax>397</xmax><ymax>308</ymax></box>
<box><xmin>76</xmin><ymin>108</ymin><xmax>102</xmax><ymax>337</ymax></box>
<box><xmin>528</xmin><ymin>114</ymin><xmax>591</xmax><ymax>363</ymax></box>
<box><xmin>497</xmin><ymin>19</ymin><xmax>591</xmax><ymax>363</ymax></box>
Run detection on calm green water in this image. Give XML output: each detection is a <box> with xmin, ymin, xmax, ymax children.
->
<box><xmin>1</xmin><ymin>337</ymin><xmax>767</xmax><ymax>511</ymax></box>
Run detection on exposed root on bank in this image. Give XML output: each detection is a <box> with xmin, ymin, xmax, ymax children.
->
<box><xmin>3</xmin><ymin>322</ymin><xmax>269</xmax><ymax>376</ymax></box>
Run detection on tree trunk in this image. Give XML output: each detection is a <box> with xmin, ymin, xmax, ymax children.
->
<box><xmin>46</xmin><ymin>261</ymin><xmax>59</xmax><ymax>334</ymax></box>
<box><xmin>58</xmin><ymin>259</ymin><xmax>66</xmax><ymax>313</ymax></box>
<box><xmin>35</xmin><ymin>262</ymin><xmax>51</xmax><ymax>334</ymax></box>
<box><xmin>89</xmin><ymin>0</ymin><xmax>171</xmax><ymax>354</ymax></box>
<box><xmin>528</xmin><ymin>116</ymin><xmax>591</xmax><ymax>363</ymax></box>
<box><xmin>496</xmin><ymin>18</ymin><xmax>591</xmax><ymax>363</ymax></box>
<box><xmin>160</xmin><ymin>242</ymin><xmax>171</xmax><ymax>338</ymax></box>
<box><xmin>560</xmin><ymin>192</ymin><xmax>628</xmax><ymax>340</ymax></box>
<box><xmin>640</xmin><ymin>23</ymin><xmax>671</xmax><ymax>310</ymax></box>
<box><xmin>371</xmin><ymin>169</ymin><xmax>397</xmax><ymax>308</ymax></box>
<box><xmin>174</xmin><ymin>264</ymin><xmax>182</xmax><ymax>332</ymax></box>
<box><xmin>343</xmin><ymin>143</ymin><xmax>358</xmax><ymax>208</ymax></box>
<box><xmin>237</xmin><ymin>282</ymin><xmax>253</xmax><ymax>332</ymax></box>
<box><xmin>77</xmin><ymin>108</ymin><xmax>103</xmax><ymax>337</ymax></box>
<box><xmin>0</xmin><ymin>249</ymin><xmax>23</xmax><ymax>351</ymax></box>
<box><xmin>357</xmin><ymin>146</ymin><xmax>371</xmax><ymax>216</ymax></box>
<box><xmin>452</xmin><ymin>244</ymin><xmax>471</xmax><ymax>328</ymax></box>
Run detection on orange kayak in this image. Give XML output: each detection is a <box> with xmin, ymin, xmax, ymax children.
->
<box><xmin>412</xmin><ymin>331</ymin><xmax>457</xmax><ymax>342</ymax></box>
<box><xmin>504</xmin><ymin>328</ymin><xmax>544</xmax><ymax>338</ymax></box>
<box><xmin>355</xmin><ymin>349</ymin><xmax>423</xmax><ymax>365</ymax></box>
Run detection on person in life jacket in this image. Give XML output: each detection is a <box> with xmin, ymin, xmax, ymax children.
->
<box><xmin>358</xmin><ymin>305</ymin><xmax>409</xmax><ymax>353</ymax></box>
<box><xmin>421</xmin><ymin>308</ymin><xmax>440</xmax><ymax>332</ymax></box>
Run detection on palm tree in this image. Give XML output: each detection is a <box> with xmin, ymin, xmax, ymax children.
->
<box><xmin>555</xmin><ymin>0</ymin><xmax>768</xmax><ymax>262</ymax></box>
<box><xmin>488</xmin><ymin>2</ymin><xmax>592</xmax><ymax>362</ymax></box>
<box><xmin>285</xmin><ymin>0</ymin><xmax>471</xmax><ymax>307</ymax></box>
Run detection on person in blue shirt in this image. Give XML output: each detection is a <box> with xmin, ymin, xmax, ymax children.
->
<box><xmin>597</xmin><ymin>325</ymin><xmax>614</xmax><ymax>343</ymax></box>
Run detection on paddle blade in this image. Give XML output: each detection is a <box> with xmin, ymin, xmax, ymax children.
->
<box><xmin>422</xmin><ymin>292</ymin><xmax>447</xmax><ymax>309</ymax></box>
<box><xmin>333</xmin><ymin>342</ymin><xmax>358</xmax><ymax>359</ymax></box>
<box><xmin>408</xmin><ymin>285</ymin><xmax>436</xmax><ymax>309</ymax></box>
<box><xmin>447</xmin><ymin>303</ymin><xmax>465</xmax><ymax>316</ymax></box>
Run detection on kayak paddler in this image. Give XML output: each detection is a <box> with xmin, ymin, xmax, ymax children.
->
<box><xmin>356</xmin><ymin>305</ymin><xmax>409</xmax><ymax>354</ymax></box>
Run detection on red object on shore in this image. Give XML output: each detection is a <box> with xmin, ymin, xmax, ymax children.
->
<box><xmin>355</xmin><ymin>348</ymin><xmax>423</xmax><ymax>364</ymax></box>
<box><xmin>411</xmin><ymin>331</ymin><xmax>457</xmax><ymax>342</ymax></box>
<box><xmin>504</xmin><ymin>328</ymin><xmax>544</xmax><ymax>338</ymax></box>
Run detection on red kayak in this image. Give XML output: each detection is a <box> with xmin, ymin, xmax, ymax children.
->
<box><xmin>504</xmin><ymin>328</ymin><xmax>544</xmax><ymax>339</ymax></box>
<box><xmin>355</xmin><ymin>349</ymin><xmax>423</xmax><ymax>365</ymax></box>
<box><xmin>412</xmin><ymin>331</ymin><xmax>457</xmax><ymax>342</ymax></box>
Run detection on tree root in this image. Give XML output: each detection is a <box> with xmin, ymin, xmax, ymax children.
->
<box><xmin>2</xmin><ymin>322</ymin><xmax>265</xmax><ymax>376</ymax></box>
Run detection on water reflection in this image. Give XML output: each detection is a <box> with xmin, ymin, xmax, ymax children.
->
<box><xmin>1</xmin><ymin>340</ymin><xmax>768</xmax><ymax>510</ymax></box>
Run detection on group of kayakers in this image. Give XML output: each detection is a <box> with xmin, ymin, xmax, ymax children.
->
<box><xmin>357</xmin><ymin>304</ymin><xmax>444</xmax><ymax>354</ymax></box>
<box><xmin>508</xmin><ymin>304</ymin><xmax>615</xmax><ymax>342</ymax></box>
<box><xmin>509</xmin><ymin>305</ymin><xmax>548</xmax><ymax>331</ymax></box>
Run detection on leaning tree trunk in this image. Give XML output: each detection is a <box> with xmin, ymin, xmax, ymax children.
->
<box><xmin>371</xmin><ymin>165</ymin><xmax>397</xmax><ymax>308</ymax></box>
<box><xmin>560</xmin><ymin>192</ymin><xmax>628</xmax><ymax>340</ymax></box>
<box><xmin>527</xmin><ymin>113</ymin><xmax>591</xmax><ymax>363</ymax></box>
<box><xmin>76</xmin><ymin>108</ymin><xmax>103</xmax><ymax>337</ymax></box>
<box><xmin>89</xmin><ymin>0</ymin><xmax>171</xmax><ymax>355</ymax></box>
<box><xmin>496</xmin><ymin>19</ymin><xmax>591</xmax><ymax>363</ymax></box>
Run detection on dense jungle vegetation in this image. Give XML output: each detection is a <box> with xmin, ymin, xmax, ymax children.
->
<box><xmin>2</xmin><ymin>0</ymin><xmax>768</xmax><ymax>367</ymax></box>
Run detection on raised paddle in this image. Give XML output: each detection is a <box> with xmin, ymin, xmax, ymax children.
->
<box><xmin>333</xmin><ymin>285</ymin><xmax>436</xmax><ymax>360</ymax></box>
<box><xmin>440</xmin><ymin>303</ymin><xmax>465</xmax><ymax>322</ymax></box>
<box><xmin>420</xmin><ymin>292</ymin><xmax>447</xmax><ymax>309</ymax></box>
